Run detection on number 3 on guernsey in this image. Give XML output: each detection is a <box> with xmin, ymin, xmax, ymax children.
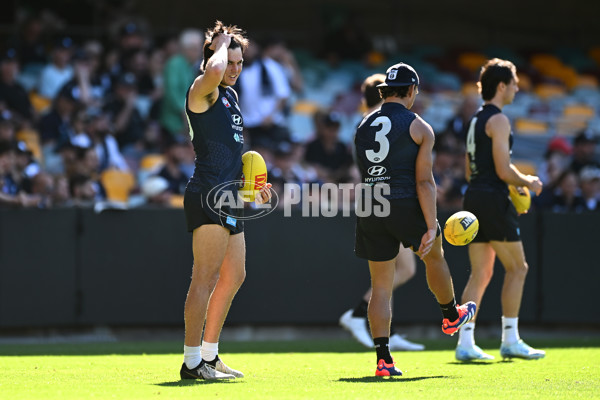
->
<box><xmin>366</xmin><ymin>116</ymin><xmax>391</xmax><ymax>163</ymax></box>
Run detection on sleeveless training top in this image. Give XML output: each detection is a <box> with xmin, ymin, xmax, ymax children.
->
<box><xmin>185</xmin><ymin>85</ymin><xmax>244</xmax><ymax>195</ymax></box>
<box><xmin>354</xmin><ymin>102</ymin><xmax>419</xmax><ymax>199</ymax></box>
<box><xmin>466</xmin><ymin>104</ymin><xmax>513</xmax><ymax>193</ymax></box>
<box><xmin>465</xmin><ymin>104</ymin><xmax>513</xmax><ymax>194</ymax></box>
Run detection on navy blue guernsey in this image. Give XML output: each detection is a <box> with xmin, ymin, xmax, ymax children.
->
<box><xmin>185</xmin><ymin>85</ymin><xmax>244</xmax><ymax>195</ymax></box>
<box><xmin>354</xmin><ymin>102</ymin><xmax>419</xmax><ymax>199</ymax></box>
<box><xmin>465</xmin><ymin>104</ymin><xmax>513</xmax><ymax>194</ymax></box>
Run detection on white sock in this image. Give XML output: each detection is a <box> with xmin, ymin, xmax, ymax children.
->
<box><xmin>201</xmin><ymin>341</ymin><xmax>219</xmax><ymax>362</ymax></box>
<box><xmin>183</xmin><ymin>345</ymin><xmax>201</xmax><ymax>369</ymax></box>
<box><xmin>458</xmin><ymin>322</ymin><xmax>475</xmax><ymax>347</ymax></box>
<box><xmin>502</xmin><ymin>316</ymin><xmax>520</xmax><ymax>345</ymax></box>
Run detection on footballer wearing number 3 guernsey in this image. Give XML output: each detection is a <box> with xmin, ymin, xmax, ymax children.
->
<box><xmin>353</xmin><ymin>62</ymin><xmax>476</xmax><ymax>377</ymax></box>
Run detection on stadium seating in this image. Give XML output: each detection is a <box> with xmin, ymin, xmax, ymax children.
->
<box><xmin>100</xmin><ymin>169</ymin><xmax>136</xmax><ymax>203</ymax></box>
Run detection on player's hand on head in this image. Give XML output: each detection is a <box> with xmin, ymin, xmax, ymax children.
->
<box><xmin>417</xmin><ymin>228</ymin><xmax>437</xmax><ymax>259</ymax></box>
<box><xmin>255</xmin><ymin>183</ymin><xmax>272</xmax><ymax>205</ymax></box>
<box><xmin>209</xmin><ymin>32</ymin><xmax>233</xmax><ymax>50</ymax></box>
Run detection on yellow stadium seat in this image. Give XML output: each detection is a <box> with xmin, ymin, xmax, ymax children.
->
<box><xmin>101</xmin><ymin>169</ymin><xmax>135</xmax><ymax>203</ymax></box>
<box><xmin>513</xmin><ymin>160</ymin><xmax>537</xmax><ymax>176</ymax></box>
<box><xmin>516</xmin><ymin>72</ymin><xmax>532</xmax><ymax>92</ymax></box>
<box><xmin>292</xmin><ymin>101</ymin><xmax>321</xmax><ymax>115</ymax></box>
<box><xmin>530</xmin><ymin>54</ymin><xmax>563</xmax><ymax>73</ymax></box>
<box><xmin>588</xmin><ymin>47</ymin><xmax>600</xmax><ymax>66</ymax></box>
<box><xmin>534</xmin><ymin>83</ymin><xmax>566</xmax><ymax>100</ymax></box>
<box><xmin>139</xmin><ymin>154</ymin><xmax>165</xmax><ymax>170</ymax></box>
<box><xmin>574</xmin><ymin>74</ymin><xmax>598</xmax><ymax>89</ymax></box>
<box><xmin>563</xmin><ymin>104</ymin><xmax>595</xmax><ymax>120</ymax></box>
<box><xmin>29</xmin><ymin>91</ymin><xmax>52</xmax><ymax>114</ymax></box>
<box><xmin>457</xmin><ymin>52</ymin><xmax>488</xmax><ymax>72</ymax></box>
<box><xmin>170</xmin><ymin>194</ymin><xmax>184</xmax><ymax>208</ymax></box>
<box><xmin>514</xmin><ymin>118</ymin><xmax>548</xmax><ymax>135</ymax></box>
<box><xmin>15</xmin><ymin>129</ymin><xmax>43</xmax><ymax>162</ymax></box>
<box><xmin>555</xmin><ymin>118</ymin><xmax>588</xmax><ymax>136</ymax></box>
<box><xmin>461</xmin><ymin>82</ymin><xmax>479</xmax><ymax>96</ymax></box>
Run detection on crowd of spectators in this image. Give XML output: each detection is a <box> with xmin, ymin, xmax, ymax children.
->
<box><xmin>1</xmin><ymin>12</ymin><xmax>599</xmax><ymax>213</ymax></box>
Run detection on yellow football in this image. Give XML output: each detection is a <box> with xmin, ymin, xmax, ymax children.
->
<box><xmin>240</xmin><ymin>151</ymin><xmax>268</xmax><ymax>202</ymax></box>
<box><xmin>443</xmin><ymin>211</ymin><xmax>479</xmax><ymax>246</ymax></box>
<box><xmin>508</xmin><ymin>185</ymin><xmax>531</xmax><ymax>214</ymax></box>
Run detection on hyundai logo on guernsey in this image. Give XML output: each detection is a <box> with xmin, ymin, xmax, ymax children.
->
<box><xmin>368</xmin><ymin>166</ymin><xmax>387</xmax><ymax>176</ymax></box>
<box><xmin>232</xmin><ymin>114</ymin><xmax>243</xmax><ymax>125</ymax></box>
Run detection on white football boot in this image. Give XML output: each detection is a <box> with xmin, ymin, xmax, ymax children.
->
<box><xmin>500</xmin><ymin>340</ymin><xmax>545</xmax><ymax>360</ymax></box>
<box><xmin>339</xmin><ymin>309</ymin><xmax>373</xmax><ymax>348</ymax></box>
<box><xmin>455</xmin><ymin>344</ymin><xmax>495</xmax><ymax>361</ymax></box>
<box><xmin>389</xmin><ymin>333</ymin><xmax>425</xmax><ymax>351</ymax></box>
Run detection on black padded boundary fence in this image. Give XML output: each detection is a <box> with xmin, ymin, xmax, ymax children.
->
<box><xmin>0</xmin><ymin>208</ymin><xmax>597</xmax><ymax>328</ymax></box>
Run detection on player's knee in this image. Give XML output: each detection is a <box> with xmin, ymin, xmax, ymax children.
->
<box><xmin>506</xmin><ymin>260</ymin><xmax>528</xmax><ymax>277</ymax></box>
<box><xmin>232</xmin><ymin>268</ymin><xmax>246</xmax><ymax>289</ymax></box>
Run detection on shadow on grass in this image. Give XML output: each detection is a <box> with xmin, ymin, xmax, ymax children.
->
<box><xmin>447</xmin><ymin>360</ymin><xmax>496</xmax><ymax>366</ymax></box>
<box><xmin>156</xmin><ymin>380</ymin><xmax>241</xmax><ymax>387</ymax></box>
<box><xmin>338</xmin><ymin>375</ymin><xmax>450</xmax><ymax>383</ymax></box>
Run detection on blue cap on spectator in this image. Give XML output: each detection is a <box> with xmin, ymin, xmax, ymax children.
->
<box><xmin>0</xmin><ymin>48</ymin><xmax>17</xmax><ymax>63</ymax></box>
<box><xmin>117</xmin><ymin>72</ymin><xmax>137</xmax><ymax>87</ymax></box>
<box><xmin>121</xmin><ymin>22</ymin><xmax>141</xmax><ymax>36</ymax></box>
<box><xmin>56</xmin><ymin>36</ymin><xmax>74</xmax><ymax>50</ymax></box>
<box><xmin>377</xmin><ymin>62</ymin><xmax>420</xmax><ymax>88</ymax></box>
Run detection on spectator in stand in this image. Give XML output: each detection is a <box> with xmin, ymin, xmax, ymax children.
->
<box><xmin>570</xmin><ymin>129</ymin><xmax>600</xmax><ymax>174</ymax></box>
<box><xmin>29</xmin><ymin>171</ymin><xmax>55</xmax><ymax>208</ymax></box>
<box><xmin>157</xmin><ymin>136</ymin><xmax>190</xmax><ymax>195</ymax></box>
<box><xmin>13</xmin><ymin>140</ymin><xmax>40</xmax><ymax>192</ymax></box>
<box><xmin>59</xmin><ymin>44</ymin><xmax>112</xmax><ymax>115</ymax></box>
<box><xmin>536</xmin><ymin>169</ymin><xmax>585</xmax><ymax>212</ymax></box>
<box><xmin>38</xmin><ymin>37</ymin><xmax>74</xmax><ymax>100</ymax></box>
<box><xmin>538</xmin><ymin>136</ymin><xmax>572</xmax><ymax>186</ymax></box>
<box><xmin>444</xmin><ymin>94</ymin><xmax>480</xmax><ymax>140</ymax></box>
<box><xmin>578</xmin><ymin>166</ymin><xmax>600</xmax><ymax>212</ymax></box>
<box><xmin>0</xmin><ymin>140</ymin><xmax>40</xmax><ymax>207</ymax></box>
<box><xmin>51</xmin><ymin>174</ymin><xmax>72</xmax><ymax>207</ymax></box>
<box><xmin>102</xmin><ymin>72</ymin><xmax>145</xmax><ymax>157</ymax></box>
<box><xmin>433</xmin><ymin>143</ymin><xmax>466</xmax><ymax>210</ymax></box>
<box><xmin>12</xmin><ymin>15</ymin><xmax>48</xmax><ymax>74</ymax></box>
<box><xmin>69</xmin><ymin>173</ymin><xmax>99</xmax><ymax>206</ymax></box>
<box><xmin>304</xmin><ymin>110</ymin><xmax>353</xmax><ymax>183</ymax></box>
<box><xmin>237</xmin><ymin>39</ymin><xmax>292</xmax><ymax>164</ymax></box>
<box><xmin>38</xmin><ymin>89</ymin><xmax>79</xmax><ymax>173</ymax></box>
<box><xmin>262</xmin><ymin>35</ymin><xmax>304</xmax><ymax>94</ymax></box>
<box><xmin>141</xmin><ymin>175</ymin><xmax>172</xmax><ymax>206</ymax></box>
<box><xmin>160</xmin><ymin>29</ymin><xmax>204</xmax><ymax>137</ymax></box>
<box><xmin>77</xmin><ymin>111</ymin><xmax>129</xmax><ymax>172</ymax></box>
<box><xmin>0</xmin><ymin>113</ymin><xmax>16</xmax><ymax>142</ymax></box>
<box><xmin>0</xmin><ymin>48</ymin><xmax>35</xmax><ymax>123</ymax></box>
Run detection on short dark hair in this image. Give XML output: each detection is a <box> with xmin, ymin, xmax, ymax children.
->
<box><xmin>378</xmin><ymin>85</ymin><xmax>412</xmax><ymax>100</ymax></box>
<box><xmin>69</xmin><ymin>174</ymin><xmax>91</xmax><ymax>196</ymax></box>
<box><xmin>361</xmin><ymin>73</ymin><xmax>385</xmax><ymax>108</ymax></box>
<box><xmin>202</xmin><ymin>20</ymin><xmax>249</xmax><ymax>71</ymax></box>
<box><xmin>478</xmin><ymin>58</ymin><xmax>517</xmax><ymax>101</ymax></box>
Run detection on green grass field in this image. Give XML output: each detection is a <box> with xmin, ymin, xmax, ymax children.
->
<box><xmin>1</xmin><ymin>337</ymin><xmax>599</xmax><ymax>399</ymax></box>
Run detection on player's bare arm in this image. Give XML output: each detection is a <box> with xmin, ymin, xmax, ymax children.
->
<box><xmin>487</xmin><ymin>114</ymin><xmax>543</xmax><ymax>195</ymax></box>
<box><xmin>464</xmin><ymin>152</ymin><xmax>471</xmax><ymax>182</ymax></box>
<box><xmin>188</xmin><ymin>33</ymin><xmax>233</xmax><ymax>113</ymax></box>
<box><xmin>410</xmin><ymin>117</ymin><xmax>437</xmax><ymax>258</ymax></box>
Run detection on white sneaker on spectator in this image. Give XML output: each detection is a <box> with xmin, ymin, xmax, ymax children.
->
<box><xmin>389</xmin><ymin>333</ymin><xmax>425</xmax><ymax>351</ymax></box>
<box><xmin>339</xmin><ymin>309</ymin><xmax>373</xmax><ymax>348</ymax></box>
